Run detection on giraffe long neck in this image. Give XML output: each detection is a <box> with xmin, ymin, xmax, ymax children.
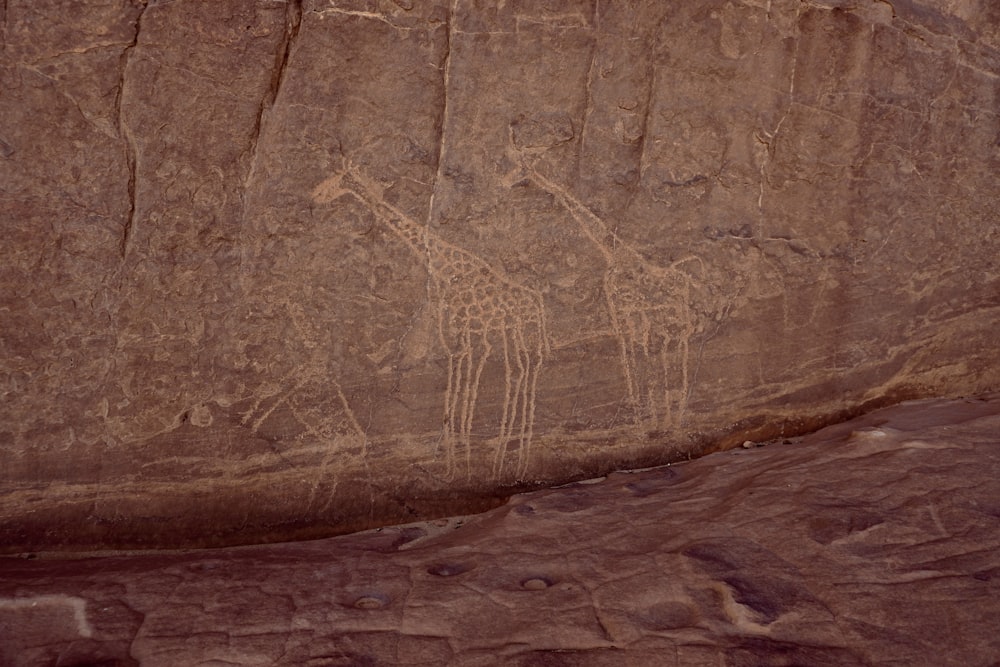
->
<box><xmin>343</xmin><ymin>170</ymin><xmax>431</xmax><ymax>258</ymax></box>
<box><xmin>527</xmin><ymin>168</ymin><xmax>626</xmax><ymax>264</ymax></box>
<box><xmin>343</xmin><ymin>169</ymin><xmax>502</xmax><ymax>290</ymax></box>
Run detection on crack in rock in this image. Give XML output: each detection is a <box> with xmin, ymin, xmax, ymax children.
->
<box><xmin>244</xmin><ymin>0</ymin><xmax>303</xmax><ymax>195</ymax></box>
<box><xmin>117</xmin><ymin>0</ymin><xmax>147</xmax><ymax>263</ymax></box>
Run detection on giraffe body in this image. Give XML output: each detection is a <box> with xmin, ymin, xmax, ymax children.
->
<box><xmin>603</xmin><ymin>257</ymin><xmax>699</xmax><ymax>428</ymax></box>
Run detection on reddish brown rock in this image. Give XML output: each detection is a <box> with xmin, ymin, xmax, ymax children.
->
<box><xmin>1</xmin><ymin>395</ymin><xmax>998</xmax><ymax>665</ymax></box>
<box><xmin>1</xmin><ymin>0</ymin><xmax>998</xmax><ymax>550</ymax></box>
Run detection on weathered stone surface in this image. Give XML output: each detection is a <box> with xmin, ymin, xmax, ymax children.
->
<box><xmin>1</xmin><ymin>1</ymin><xmax>998</xmax><ymax>549</ymax></box>
<box><xmin>1</xmin><ymin>395</ymin><xmax>998</xmax><ymax>665</ymax></box>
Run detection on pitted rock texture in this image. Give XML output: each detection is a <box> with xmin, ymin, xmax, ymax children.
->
<box><xmin>1</xmin><ymin>395</ymin><xmax>999</xmax><ymax>666</ymax></box>
<box><xmin>1</xmin><ymin>0</ymin><xmax>999</xmax><ymax>549</ymax></box>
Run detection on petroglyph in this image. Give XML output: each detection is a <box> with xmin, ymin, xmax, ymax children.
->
<box><xmin>313</xmin><ymin>165</ymin><xmax>550</xmax><ymax>481</ymax></box>
<box><xmin>511</xmin><ymin>148</ymin><xmax>747</xmax><ymax>431</ymax></box>
<box><xmin>239</xmin><ymin>363</ymin><xmax>368</xmax><ymax>511</ymax></box>
<box><xmin>240</xmin><ymin>371</ymin><xmax>366</xmax><ymax>447</ymax></box>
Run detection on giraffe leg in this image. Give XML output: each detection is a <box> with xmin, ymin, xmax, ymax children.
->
<box><xmin>623</xmin><ymin>337</ymin><xmax>640</xmax><ymax>417</ymax></box>
<box><xmin>442</xmin><ymin>350</ymin><xmax>457</xmax><ymax>480</ymax></box>
<box><xmin>659</xmin><ymin>341</ymin><xmax>672</xmax><ymax>431</ymax></box>
<box><xmin>436</xmin><ymin>301</ymin><xmax>458</xmax><ymax>480</ymax></box>
<box><xmin>512</xmin><ymin>328</ymin><xmax>531</xmax><ymax>479</ymax></box>
<box><xmin>677</xmin><ymin>333</ymin><xmax>691</xmax><ymax>426</ymax></box>
<box><xmin>451</xmin><ymin>329</ymin><xmax>475</xmax><ymax>481</ymax></box>
<box><xmin>464</xmin><ymin>333</ymin><xmax>491</xmax><ymax>481</ymax></box>
<box><xmin>620</xmin><ymin>335</ymin><xmax>636</xmax><ymax>401</ymax></box>
<box><xmin>637</xmin><ymin>312</ymin><xmax>662</xmax><ymax>428</ymax></box>
<box><xmin>493</xmin><ymin>327</ymin><xmax>514</xmax><ymax>480</ymax></box>
<box><xmin>608</xmin><ymin>301</ymin><xmax>638</xmax><ymax>410</ymax></box>
<box><xmin>516</xmin><ymin>327</ymin><xmax>544</xmax><ymax>480</ymax></box>
<box><xmin>502</xmin><ymin>328</ymin><xmax>528</xmax><ymax>480</ymax></box>
<box><xmin>623</xmin><ymin>319</ymin><xmax>650</xmax><ymax>425</ymax></box>
<box><xmin>443</xmin><ymin>340</ymin><xmax>471</xmax><ymax>481</ymax></box>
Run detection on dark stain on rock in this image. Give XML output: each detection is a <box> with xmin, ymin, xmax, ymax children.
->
<box><xmin>721</xmin><ymin>573</ymin><xmax>805</xmax><ymax>624</ymax></box>
<box><xmin>807</xmin><ymin>512</ymin><xmax>884</xmax><ymax>545</ymax></box>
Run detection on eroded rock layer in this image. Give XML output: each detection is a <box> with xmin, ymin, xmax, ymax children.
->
<box><xmin>1</xmin><ymin>1</ymin><xmax>998</xmax><ymax>548</ymax></box>
<box><xmin>2</xmin><ymin>395</ymin><xmax>998</xmax><ymax>665</ymax></box>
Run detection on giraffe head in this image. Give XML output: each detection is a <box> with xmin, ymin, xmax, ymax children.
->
<box><xmin>311</xmin><ymin>171</ymin><xmax>351</xmax><ymax>204</ymax></box>
<box><xmin>311</xmin><ymin>158</ymin><xmax>384</xmax><ymax>205</ymax></box>
<box><xmin>500</xmin><ymin>118</ymin><xmax>559</xmax><ymax>189</ymax></box>
<box><xmin>499</xmin><ymin>147</ymin><xmax>531</xmax><ymax>189</ymax></box>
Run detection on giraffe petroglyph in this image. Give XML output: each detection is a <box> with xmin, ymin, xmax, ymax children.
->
<box><xmin>516</xmin><ymin>160</ymin><xmax>740</xmax><ymax>431</ymax></box>
<box><xmin>313</xmin><ymin>165</ymin><xmax>549</xmax><ymax>481</ymax></box>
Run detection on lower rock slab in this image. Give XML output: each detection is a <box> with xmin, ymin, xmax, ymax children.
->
<box><xmin>1</xmin><ymin>394</ymin><xmax>998</xmax><ymax>666</ymax></box>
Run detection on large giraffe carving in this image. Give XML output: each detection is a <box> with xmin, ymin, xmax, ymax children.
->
<box><xmin>518</xmin><ymin>163</ymin><xmax>738</xmax><ymax>431</ymax></box>
<box><xmin>314</xmin><ymin>165</ymin><xmax>549</xmax><ymax>481</ymax></box>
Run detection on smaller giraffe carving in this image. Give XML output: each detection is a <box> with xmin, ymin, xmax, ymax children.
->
<box><xmin>513</xmin><ymin>156</ymin><xmax>740</xmax><ymax>431</ymax></box>
<box><xmin>314</xmin><ymin>164</ymin><xmax>549</xmax><ymax>481</ymax></box>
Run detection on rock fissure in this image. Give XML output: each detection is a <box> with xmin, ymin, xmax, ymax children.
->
<box><xmin>632</xmin><ymin>63</ymin><xmax>657</xmax><ymax>188</ymax></box>
<box><xmin>116</xmin><ymin>1</ymin><xmax>147</xmax><ymax>262</ymax></box>
<box><xmin>758</xmin><ymin>6</ymin><xmax>801</xmax><ymax>211</ymax></box>
<box><xmin>244</xmin><ymin>0</ymin><xmax>302</xmax><ymax>193</ymax></box>
<box><xmin>427</xmin><ymin>0</ymin><xmax>455</xmax><ymax>229</ymax></box>
<box><xmin>577</xmin><ymin>20</ymin><xmax>600</xmax><ymax>172</ymax></box>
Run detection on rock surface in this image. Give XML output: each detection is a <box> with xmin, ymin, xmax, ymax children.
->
<box><xmin>2</xmin><ymin>0</ymin><xmax>999</xmax><ymax>549</ymax></box>
<box><xmin>1</xmin><ymin>394</ymin><xmax>998</xmax><ymax>666</ymax></box>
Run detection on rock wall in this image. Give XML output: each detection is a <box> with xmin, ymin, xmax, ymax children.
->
<box><xmin>2</xmin><ymin>0</ymin><xmax>998</xmax><ymax>551</ymax></box>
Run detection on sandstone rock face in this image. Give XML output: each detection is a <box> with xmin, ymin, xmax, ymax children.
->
<box><xmin>1</xmin><ymin>395</ymin><xmax>998</xmax><ymax>665</ymax></box>
<box><xmin>1</xmin><ymin>1</ymin><xmax>998</xmax><ymax>550</ymax></box>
